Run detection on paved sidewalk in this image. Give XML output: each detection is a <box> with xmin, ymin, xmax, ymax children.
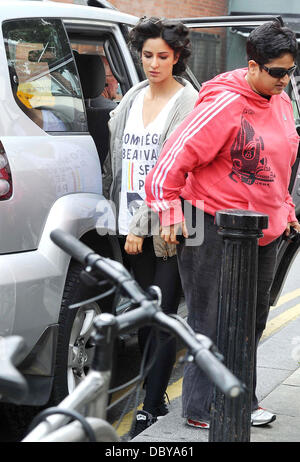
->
<box><xmin>132</xmin><ymin>315</ymin><xmax>300</xmax><ymax>443</ymax></box>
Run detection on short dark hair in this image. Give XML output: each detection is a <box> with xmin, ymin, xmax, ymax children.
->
<box><xmin>129</xmin><ymin>16</ymin><xmax>191</xmax><ymax>75</ymax></box>
<box><xmin>246</xmin><ymin>20</ymin><xmax>298</xmax><ymax>65</ymax></box>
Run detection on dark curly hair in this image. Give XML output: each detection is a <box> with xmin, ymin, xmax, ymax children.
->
<box><xmin>129</xmin><ymin>16</ymin><xmax>191</xmax><ymax>75</ymax></box>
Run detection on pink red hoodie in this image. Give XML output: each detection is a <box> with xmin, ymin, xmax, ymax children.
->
<box><xmin>145</xmin><ymin>68</ymin><xmax>299</xmax><ymax>245</ymax></box>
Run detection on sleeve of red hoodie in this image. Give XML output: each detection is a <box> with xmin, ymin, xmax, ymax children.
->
<box><xmin>285</xmin><ymin>190</ymin><xmax>297</xmax><ymax>223</ymax></box>
<box><xmin>145</xmin><ymin>90</ymin><xmax>240</xmax><ymax>226</ymax></box>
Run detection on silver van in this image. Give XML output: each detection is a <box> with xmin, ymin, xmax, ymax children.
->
<box><xmin>0</xmin><ymin>0</ymin><xmax>141</xmax><ymax>409</ymax></box>
<box><xmin>0</xmin><ymin>0</ymin><xmax>299</xmax><ymax>417</ymax></box>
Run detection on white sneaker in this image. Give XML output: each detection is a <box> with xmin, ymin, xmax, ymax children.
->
<box><xmin>251</xmin><ymin>407</ymin><xmax>276</xmax><ymax>426</ymax></box>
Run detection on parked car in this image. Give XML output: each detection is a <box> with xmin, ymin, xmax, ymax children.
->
<box><xmin>0</xmin><ymin>0</ymin><xmax>141</xmax><ymax>411</ymax></box>
<box><xmin>0</xmin><ymin>0</ymin><xmax>299</xmax><ymax>418</ymax></box>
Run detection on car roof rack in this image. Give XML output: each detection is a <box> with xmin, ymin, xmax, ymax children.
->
<box><xmin>36</xmin><ymin>0</ymin><xmax>116</xmax><ymax>8</ymax></box>
<box><xmin>178</xmin><ymin>15</ymin><xmax>284</xmax><ymax>26</ymax></box>
<box><xmin>17</xmin><ymin>0</ymin><xmax>116</xmax><ymax>6</ymax></box>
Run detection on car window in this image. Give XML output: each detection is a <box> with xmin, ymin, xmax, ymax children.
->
<box><xmin>184</xmin><ymin>23</ymin><xmax>300</xmax><ymax>126</ymax></box>
<box><xmin>71</xmin><ymin>41</ymin><xmax>122</xmax><ymax>103</ymax></box>
<box><xmin>185</xmin><ymin>25</ymin><xmax>247</xmax><ymax>85</ymax></box>
<box><xmin>3</xmin><ymin>18</ymin><xmax>88</xmax><ymax>133</ymax></box>
<box><xmin>289</xmin><ymin>45</ymin><xmax>300</xmax><ymax>126</ymax></box>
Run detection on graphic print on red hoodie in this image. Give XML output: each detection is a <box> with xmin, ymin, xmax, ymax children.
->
<box><xmin>145</xmin><ymin>68</ymin><xmax>299</xmax><ymax>245</ymax></box>
<box><xmin>229</xmin><ymin>115</ymin><xmax>275</xmax><ymax>186</ymax></box>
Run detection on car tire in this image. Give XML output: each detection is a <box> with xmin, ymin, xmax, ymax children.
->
<box><xmin>1</xmin><ymin>259</ymin><xmax>119</xmax><ymax>441</ymax></box>
<box><xmin>50</xmin><ymin>259</ymin><xmax>118</xmax><ymax>405</ymax></box>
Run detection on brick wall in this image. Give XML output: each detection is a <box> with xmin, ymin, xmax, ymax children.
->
<box><xmin>50</xmin><ymin>0</ymin><xmax>229</xmax><ymax>18</ymax></box>
<box><xmin>50</xmin><ymin>0</ymin><xmax>229</xmax><ymax>82</ymax></box>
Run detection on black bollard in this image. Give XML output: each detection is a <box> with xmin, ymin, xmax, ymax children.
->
<box><xmin>209</xmin><ymin>209</ymin><xmax>268</xmax><ymax>442</ymax></box>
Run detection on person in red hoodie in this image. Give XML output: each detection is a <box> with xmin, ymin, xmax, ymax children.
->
<box><xmin>145</xmin><ymin>20</ymin><xmax>300</xmax><ymax>428</ymax></box>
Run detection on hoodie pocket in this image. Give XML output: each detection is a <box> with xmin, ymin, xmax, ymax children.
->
<box><xmin>205</xmin><ymin>170</ymin><xmax>250</xmax><ymax>210</ymax></box>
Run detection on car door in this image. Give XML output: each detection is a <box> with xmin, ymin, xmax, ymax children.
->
<box><xmin>178</xmin><ymin>15</ymin><xmax>300</xmax><ymax>304</ymax></box>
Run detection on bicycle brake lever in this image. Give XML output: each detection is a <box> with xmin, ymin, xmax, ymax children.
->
<box><xmin>210</xmin><ymin>346</ymin><xmax>224</xmax><ymax>362</ymax></box>
<box><xmin>145</xmin><ymin>285</ymin><xmax>162</xmax><ymax>305</ymax></box>
<box><xmin>195</xmin><ymin>334</ymin><xmax>224</xmax><ymax>361</ymax></box>
<box><xmin>80</xmin><ymin>267</ymin><xmax>99</xmax><ymax>286</ymax></box>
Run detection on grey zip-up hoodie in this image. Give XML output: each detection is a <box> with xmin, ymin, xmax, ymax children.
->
<box><xmin>102</xmin><ymin>77</ymin><xmax>198</xmax><ymax>256</ymax></box>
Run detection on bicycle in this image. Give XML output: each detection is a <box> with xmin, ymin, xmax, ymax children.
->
<box><xmin>22</xmin><ymin>229</ymin><xmax>243</xmax><ymax>442</ymax></box>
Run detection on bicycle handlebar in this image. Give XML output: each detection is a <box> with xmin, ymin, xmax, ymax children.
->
<box><xmin>51</xmin><ymin>229</ymin><xmax>94</xmax><ymax>265</ymax></box>
<box><xmin>111</xmin><ymin>305</ymin><xmax>242</xmax><ymax>398</ymax></box>
<box><xmin>51</xmin><ymin>229</ymin><xmax>146</xmax><ymax>304</ymax></box>
<box><xmin>50</xmin><ymin>229</ymin><xmax>243</xmax><ymax>398</ymax></box>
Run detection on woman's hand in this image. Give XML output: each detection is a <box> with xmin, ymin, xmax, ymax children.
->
<box><xmin>124</xmin><ymin>233</ymin><xmax>144</xmax><ymax>254</ymax></box>
<box><xmin>161</xmin><ymin>221</ymin><xmax>189</xmax><ymax>244</ymax></box>
<box><xmin>285</xmin><ymin>221</ymin><xmax>300</xmax><ymax>237</ymax></box>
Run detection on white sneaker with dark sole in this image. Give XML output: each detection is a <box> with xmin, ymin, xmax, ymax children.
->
<box><xmin>251</xmin><ymin>407</ymin><xmax>276</xmax><ymax>426</ymax></box>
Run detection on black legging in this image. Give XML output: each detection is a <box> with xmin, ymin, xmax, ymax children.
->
<box><xmin>120</xmin><ymin>237</ymin><xmax>182</xmax><ymax>414</ymax></box>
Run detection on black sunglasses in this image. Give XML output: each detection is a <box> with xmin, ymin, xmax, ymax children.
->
<box><xmin>261</xmin><ymin>64</ymin><xmax>297</xmax><ymax>79</ymax></box>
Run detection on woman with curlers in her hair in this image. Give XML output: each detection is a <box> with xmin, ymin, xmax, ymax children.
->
<box><xmin>102</xmin><ymin>16</ymin><xmax>198</xmax><ymax>438</ymax></box>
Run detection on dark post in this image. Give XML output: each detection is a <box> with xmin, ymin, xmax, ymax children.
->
<box><xmin>209</xmin><ymin>209</ymin><xmax>268</xmax><ymax>442</ymax></box>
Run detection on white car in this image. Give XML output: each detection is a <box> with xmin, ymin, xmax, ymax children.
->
<box><xmin>0</xmin><ymin>0</ymin><xmax>141</xmax><ymax>413</ymax></box>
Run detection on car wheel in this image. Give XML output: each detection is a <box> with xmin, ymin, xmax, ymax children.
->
<box><xmin>2</xmin><ymin>259</ymin><xmax>118</xmax><ymax>441</ymax></box>
<box><xmin>50</xmin><ymin>260</ymin><xmax>117</xmax><ymax>404</ymax></box>
<box><xmin>67</xmin><ymin>301</ymin><xmax>101</xmax><ymax>393</ymax></box>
